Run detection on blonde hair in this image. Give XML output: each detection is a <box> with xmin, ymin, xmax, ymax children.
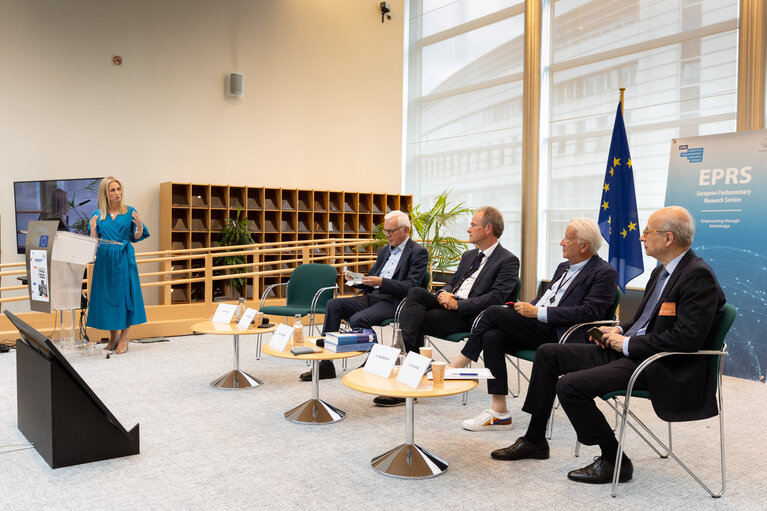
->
<box><xmin>97</xmin><ymin>176</ymin><xmax>127</xmax><ymax>220</ymax></box>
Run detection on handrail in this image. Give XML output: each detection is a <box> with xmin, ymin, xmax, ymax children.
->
<box><xmin>0</xmin><ymin>237</ymin><xmax>377</xmax><ymax>306</ymax></box>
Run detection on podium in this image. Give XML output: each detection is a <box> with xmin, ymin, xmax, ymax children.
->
<box><xmin>25</xmin><ymin>221</ymin><xmax>99</xmax><ymax>347</ymax></box>
<box><xmin>5</xmin><ymin>311</ymin><xmax>140</xmax><ymax>468</ymax></box>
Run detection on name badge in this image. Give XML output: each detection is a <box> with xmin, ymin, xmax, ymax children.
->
<box><xmin>396</xmin><ymin>352</ymin><xmax>431</xmax><ymax>389</ymax></box>
<box><xmin>658</xmin><ymin>302</ymin><xmax>676</xmax><ymax>316</ymax></box>
<box><xmin>364</xmin><ymin>344</ymin><xmax>400</xmax><ymax>378</ymax></box>
<box><xmin>269</xmin><ymin>323</ymin><xmax>294</xmax><ymax>351</ymax></box>
<box><xmin>237</xmin><ymin>308</ymin><xmax>257</xmax><ymax>330</ymax></box>
<box><xmin>211</xmin><ymin>303</ymin><xmax>236</xmax><ymax>324</ymax></box>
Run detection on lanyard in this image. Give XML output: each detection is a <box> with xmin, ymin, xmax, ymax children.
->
<box><xmin>548</xmin><ymin>265</ymin><xmax>582</xmax><ymax>304</ymax></box>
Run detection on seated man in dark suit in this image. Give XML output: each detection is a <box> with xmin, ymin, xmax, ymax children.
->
<box><xmin>373</xmin><ymin>206</ymin><xmax>520</xmax><ymax>406</ymax></box>
<box><xmin>453</xmin><ymin>217</ymin><xmax>617</xmax><ymax>431</ymax></box>
<box><xmin>491</xmin><ymin>206</ymin><xmax>726</xmax><ymax>486</ymax></box>
<box><xmin>301</xmin><ymin>210</ymin><xmax>428</xmax><ymax>381</ymax></box>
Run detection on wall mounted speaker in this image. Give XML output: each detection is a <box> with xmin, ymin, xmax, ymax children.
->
<box><xmin>226</xmin><ymin>73</ymin><xmax>244</xmax><ymax>98</ymax></box>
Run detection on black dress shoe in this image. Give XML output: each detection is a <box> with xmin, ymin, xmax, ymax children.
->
<box><xmin>491</xmin><ymin>436</ymin><xmax>550</xmax><ymax>460</ymax></box>
<box><xmin>567</xmin><ymin>455</ymin><xmax>633</xmax><ymax>484</ymax></box>
<box><xmin>373</xmin><ymin>396</ymin><xmax>416</xmax><ymax>407</ymax></box>
<box><xmin>299</xmin><ymin>360</ymin><xmax>336</xmax><ymax>381</ymax></box>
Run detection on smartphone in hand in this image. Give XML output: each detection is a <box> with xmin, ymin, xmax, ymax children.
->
<box><xmin>587</xmin><ymin>326</ymin><xmax>603</xmax><ymax>343</ymax></box>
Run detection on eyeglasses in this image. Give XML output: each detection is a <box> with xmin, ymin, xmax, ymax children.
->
<box><xmin>383</xmin><ymin>226</ymin><xmax>404</xmax><ymax>236</ymax></box>
<box><xmin>642</xmin><ymin>228</ymin><xmax>666</xmax><ymax>236</ymax></box>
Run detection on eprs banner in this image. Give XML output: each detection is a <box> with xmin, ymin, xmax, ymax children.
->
<box><xmin>666</xmin><ymin>129</ymin><xmax>767</xmax><ymax>381</ymax></box>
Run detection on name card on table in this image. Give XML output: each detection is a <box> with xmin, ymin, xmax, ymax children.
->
<box><xmin>364</xmin><ymin>344</ymin><xmax>400</xmax><ymax>378</ymax></box>
<box><xmin>396</xmin><ymin>351</ymin><xmax>432</xmax><ymax>389</ymax></box>
<box><xmin>211</xmin><ymin>303</ymin><xmax>236</xmax><ymax>324</ymax></box>
<box><xmin>237</xmin><ymin>308</ymin><xmax>258</xmax><ymax>330</ymax></box>
<box><xmin>269</xmin><ymin>323</ymin><xmax>295</xmax><ymax>351</ymax></box>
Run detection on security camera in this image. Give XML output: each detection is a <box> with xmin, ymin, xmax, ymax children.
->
<box><xmin>380</xmin><ymin>2</ymin><xmax>391</xmax><ymax>22</ymax></box>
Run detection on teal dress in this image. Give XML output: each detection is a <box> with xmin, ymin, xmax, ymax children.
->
<box><xmin>86</xmin><ymin>206</ymin><xmax>150</xmax><ymax>330</ymax></box>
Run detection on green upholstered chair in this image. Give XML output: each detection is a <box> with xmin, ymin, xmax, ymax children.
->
<box><xmin>257</xmin><ymin>263</ymin><xmax>338</xmax><ymax>358</ymax></box>
<box><xmin>596</xmin><ymin>302</ymin><xmax>735</xmax><ymax>498</ymax></box>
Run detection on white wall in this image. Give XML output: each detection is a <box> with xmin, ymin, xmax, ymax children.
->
<box><xmin>0</xmin><ymin>0</ymin><xmax>405</xmax><ymax>268</ymax></box>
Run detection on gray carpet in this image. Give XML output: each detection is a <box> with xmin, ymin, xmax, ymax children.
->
<box><xmin>1</xmin><ymin>330</ymin><xmax>765</xmax><ymax>510</ymax></box>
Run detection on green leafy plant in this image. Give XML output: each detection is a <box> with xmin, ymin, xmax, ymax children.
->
<box><xmin>69</xmin><ymin>179</ymin><xmax>101</xmax><ymax>234</ymax></box>
<box><xmin>214</xmin><ymin>207</ymin><xmax>255</xmax><ymax>297</ymax></box>
<box><xmin>369</xmin><ymin>191</ymin><xmax>473</xmax><ymax>274</ymax></box>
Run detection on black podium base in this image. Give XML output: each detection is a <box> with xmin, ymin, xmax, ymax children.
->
<box><xmin>16</xmin><ymin>340</ymin><xmax>140</xmax><ymax>468</ymax></box>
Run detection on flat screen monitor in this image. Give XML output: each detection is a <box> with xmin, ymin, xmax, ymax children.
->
<box><xmin>3</xmin><ymin>310</ymin><xmax>131</xmax><ymax>438</ymax></box>
<box><xmin>13</xmin><ymin>177</ymin><xmax>102</xmax><ymax>254</ymax></box>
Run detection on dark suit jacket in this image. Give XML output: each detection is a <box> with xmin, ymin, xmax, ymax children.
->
<box><xmin>357</xmin><ymin>239</ymin><xmax>428</xmax><ymax>304</ymax></box>
<box><xmin>532</xmin><ymin>255</ymin><xmax>618</xmax><ymax>341</ymax></box>
<box><xmin>441</xmin><ymin>244</ymin><xmax>519</xmax><ymax>318</ymax></box>
<box><xmin>621</xmin><ymin>249</ymin><xmax>726</xmax><ymax>421</ymax></box>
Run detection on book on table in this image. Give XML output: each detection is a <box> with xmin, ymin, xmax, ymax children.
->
<box><xmin>323</xmin><ymin>340</ymin><xmax>376</xmax><ymax>353</ymax></box>
<box><xmin>326</xmin><ymin>330</ymin><xmax>376</xmax><ymax>345</ymax></box>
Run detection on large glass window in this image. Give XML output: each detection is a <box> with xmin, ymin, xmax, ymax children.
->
<box><xmin>406</xmin><ymin>0</ymin><xmax>740</xmax><ymax>287</ymax></box>
<box><xmin>542</xmin><ymin>0</ymin><xmax>739</xmax><ymax>284</ymax></box>
<box><xmin>406</xmin><ymin>1</ymin><xmax>525</xmax><ymax>259</ymax></box>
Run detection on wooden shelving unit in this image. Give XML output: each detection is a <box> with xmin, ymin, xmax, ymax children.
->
<box><xmin>159</xmin><ymin>182</ymin><xmax>412</xmax><ymax>305</ymax></box>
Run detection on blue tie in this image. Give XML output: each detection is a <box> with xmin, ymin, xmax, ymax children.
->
<box><xmin>625</xmin><ymin>268</ymin><xmax>670</xmax><ymax>337</ymax></box>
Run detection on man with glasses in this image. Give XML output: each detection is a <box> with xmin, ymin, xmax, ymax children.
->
<box><xmin>301</xmin><ymin>210</ymin><xmax>427</xmax><ymax>381</ymax></box>
<box><xmin>452</xmin><ymin>217</ymin><xmax>618</xmax><ymax>430</ymax></box>
<box><xmin>491</xmin><ymin>206</ymin><xmax>726</xmax><ymax>487</ymax></box>
<box><xmin>373</xmin><ymin>206</ymin><xmax>519</xmax><ymax>406</ymax></box>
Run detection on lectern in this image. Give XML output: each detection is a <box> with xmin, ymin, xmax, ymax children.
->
<box><xmin>25</xmin><ymin>221</ymin><xmax>99</xmax><ymax>345</ymax></box>
<box><xmin>4</xmin><ymin>310</ymin><xmax>140</xmax><ymax>468</ymax></box>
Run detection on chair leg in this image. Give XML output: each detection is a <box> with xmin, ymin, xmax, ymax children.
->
<box><xmin>546</xmin><ymin>398</ymin><xmax>557</xmax><ymax>440</ymax></box>
<box><xmin>460</xmin><ymin>361</ymin><xmax>470</xmax><ymax>405</ymax></box>
<box><xmin>427</xmin><ymin>338</ymin><xmax>452</xmax><ymax>364</ymax></box>
<box><xmin>504</xmin><ymin>354</ymin><xmax>522</xmax><ymax>398</ymax></box>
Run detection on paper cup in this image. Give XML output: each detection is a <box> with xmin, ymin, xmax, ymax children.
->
<box><xmin>431</xmin><ymin>361</ymin><xmax>446</xmax><ymax>385</ymax></box>
<box><xmin>419</xmin><ymin>347</ymin><xmax>433</xmax><ymax>359</ymax></box>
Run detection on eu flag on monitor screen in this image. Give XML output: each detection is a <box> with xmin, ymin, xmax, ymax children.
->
<box><xmin>597</xmin><ymin>102</ymin><xmax>643</xmax><ymax>291</ymax></box>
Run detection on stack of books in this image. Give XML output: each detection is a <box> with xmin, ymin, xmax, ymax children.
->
<box><xmin>324</xmin><ymin>331</ymin><xmax>377</xmax><ymax>353</ymax></box>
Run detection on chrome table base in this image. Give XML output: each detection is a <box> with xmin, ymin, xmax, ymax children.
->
<box><xmin>283</xmin><ymin>359</ymin><xmax>345</xmax><ymax>424</ymax></box>
<box><xmin>210</xmin><ymin>369</ymin><xmax>262</xmax><ymax>389</ymax></box>
<box><xmin>285</xmin><ymin>398</ymin><xmax>345</xmax><ymax>424</ymax></box>
<box><xmin>370</xmin><ymin>396</ymin><xmax>448</xmax><ymax>478</ymax></box>
<box><xmin>371</xmin><ymin>443</ymin><xmax>447</xmax><ymax>478</ymax></box>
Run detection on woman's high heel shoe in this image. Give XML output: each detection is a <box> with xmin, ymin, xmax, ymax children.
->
<box><xmin>115</xmin><ymin>339</ymin><xmax>129</xmax><ymax>354</ymax></box>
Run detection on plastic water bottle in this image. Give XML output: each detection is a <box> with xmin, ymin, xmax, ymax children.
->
<box><xmin>393</xmin><ymin>328</ymin><xmax>405</xmax><ymax>366</ymax></box>
<box><xmin>235</xmin><ymin>297</ymin><xmax>246</xmax><ymax>322</ymax></box>
<box><xmin>293</xmin><ymin>314</ymin><xmax>304</xmax><ymax>346</ymax></box>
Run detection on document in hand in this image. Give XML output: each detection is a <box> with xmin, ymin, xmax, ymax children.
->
<box><xmin>345</xmin><ymin>271</ymin><xmax>364</xmax><ymax>287</ymax></box>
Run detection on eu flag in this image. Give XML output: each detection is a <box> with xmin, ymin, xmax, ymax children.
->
<box><xmin>598</xmin><ymin>102</ymin><xmax>643</xmax><ymax>291</ymax></box>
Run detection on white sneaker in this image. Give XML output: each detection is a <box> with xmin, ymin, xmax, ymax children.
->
<box><xmin>462</xmin><ymin>409</ymin><xmax>513</xmax><ymax>431</ymax></box>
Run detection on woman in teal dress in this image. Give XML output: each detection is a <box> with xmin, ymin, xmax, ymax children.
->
<box><xmin>87</xmin><ymin>176</ymin><xmax>149</xmax><ymax>354</ymax></box>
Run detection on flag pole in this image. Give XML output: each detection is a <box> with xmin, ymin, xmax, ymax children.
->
<box><xmin>618</xmin><ymin>86</ymin><xmax>626</xmax><ymax>313</ymax></box>
<box><xmin>619</xmin><ymin>87</ymin><xmax>625</xmax><ymax>113</ymax></box>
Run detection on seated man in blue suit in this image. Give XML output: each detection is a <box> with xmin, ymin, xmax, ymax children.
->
<box><xmin>374</xmin><ymin>206</ymin><xmax>520</xmax><ymax>406</ymax></box>
<box><xmin>453</xmin><ymin>217</ymin><xmax>617</xmax><ymax>430</ymax></box>
<box><xmin>301</xmin><ymin>210</ymin><xmax>428</xmax><ymax>381</ymax></box>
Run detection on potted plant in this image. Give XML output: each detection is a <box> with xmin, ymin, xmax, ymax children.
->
<box><xmin>366</xmin><ymin>190</ymin><xmax>473</xmax><ymax>279</ymax></box>
<box><xmin>214</xmin><ymin>207</ymin><xmax>255</xmax><ymax>299</ymax></box>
